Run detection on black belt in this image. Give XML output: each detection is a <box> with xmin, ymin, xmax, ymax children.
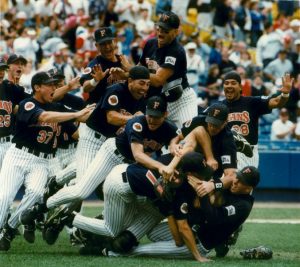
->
<box><xmin>15</xmin><ymin>144</ymin><xmax>55</xmax><ymax>159</ymax></box>
<box><xmin>0</xmin><ymin>136</ymin><xmax>11</xmax><ymax>143</ymax></box>
<box><xmin>114</xmin><ymin>149</ymin><xmax>133</xmax><ymax>164</ymax></box>
<box><xmin>122</xmin><ymin>172</ymin><xmax>128</xmax><ymax>183</ymax></box>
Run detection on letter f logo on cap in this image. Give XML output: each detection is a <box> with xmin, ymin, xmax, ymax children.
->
<box><xmin>153</xmin><ymin>101</ymin><xmax>160</xmax><ymax>109</ymax></box>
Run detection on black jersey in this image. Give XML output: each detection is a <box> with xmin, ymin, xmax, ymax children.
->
<box><xmin>57</xmin><ymin>121</ymin><xmax>78</xmax><ymax>149</ymax></box>
<box><xmin>0</xmin><ymin>80</ymin><xmax>31</xmax><ymax>137</ymax></box>
<box><xmin>196</xmin><ymin>192</ymin><xmax>254</xmax><ymax>250</ymax></box>
<box><xmin>79</xmin><ymin>55</ymin><xmax>125</xmax><ymax>104</ymax></box>
<box><xmin>86</xmin><ymin>83</ymin><xmax>146</xmax><ymax>137</ymax></box>
<box><xmin>139</xmin><ymin>38</ymin><xmax>189</xmax><ymax>98</ymax></box>
<box><xmin>12</xmin><ymin>98</ymin><xmax>70</xmax><ymax>154</ymax></box>
<box><xmin>116</xmin><ymin>115</ymin><xmax>178</xmax><ymax>161</ymax></box>
<box><xmin>181</xmin><ymin>115</ymin><xmax>237</xmax><ymax>178</ymax></box>
<box><xmin>222</xmin><ymin>96</ymin><xmax>271</xmax><ymax>145</ymax></box>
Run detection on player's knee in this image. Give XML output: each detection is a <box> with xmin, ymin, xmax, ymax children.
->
<box><xmin>111</xmin><ymin>230</ymin><xmax>138</xmax><ymax>253</ymax></box>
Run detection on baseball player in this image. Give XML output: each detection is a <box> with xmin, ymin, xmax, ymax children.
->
<box><xmin>20</xmin><ymin>66</ymin><xmax>151</xmax><ymax>223</ymax></box>
<box><xmin>105</xmin><ymin>163</ymin><xmax>260</xmax><ymax>262</ymax></box>
<box><xmin>222</xmin><ymin>71</ymin><xmax>294</xmax><ymax>169</ymax></box>
<box><xmin>165</xmin><ymin>103</ymin><xmax>237</xmax><ymax>191</ymax></box>
<box><xmin>80</xmin><ymin>27</ymin><xmax>127</xmax><ymax>104</ymax></box>
<box><xmin>0</xmin><ymin>71</ymin><xmax>94</xmax><ymax>251</ymax></box>
<box><xmin>138</xmin><ymin>11</ymin><xmax>198</xmax><ymax>127</ymax></box>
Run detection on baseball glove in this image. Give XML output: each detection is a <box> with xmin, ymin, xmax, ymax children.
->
<box><xmin>231</xmin><ymin>129</ymin><xmax>253</xmax><ymax>158</ymax></box>
<box><xmin>240</xmin><ymin>246</ymin><xmax>273</xmax><ymax>260</ymax></box>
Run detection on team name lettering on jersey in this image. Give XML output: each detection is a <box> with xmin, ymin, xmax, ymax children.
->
<box><xmin>221</xmin><ymin>155</ymin><xmax>231</xmax><ymax>164</ymax></box>
<box><xmin>225</xmin><ymin>205</ymin><xmax>236</xmax><ymax>216</ymax></box>
<box><xmin>0</xmin><ymin>101</ymin><xmax>13</xmax><ymax>114</ymax></box>
<box><xmin>228</xmin><ymin>111</ymin><xmax>250</xmax><ymax>123</ymax></box>
<box><xmin>165</xmin><ymin>56</ymin><xmax>176</xmax><ymax>65</ymax></box>
<box><xmin>143</xmin><ymin>138</ymin><xmax>163</xmax><ymax>151</ymax></box>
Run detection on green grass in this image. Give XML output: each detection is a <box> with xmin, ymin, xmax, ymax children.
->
<box><xmin>1</xmin><ymin>206</ymin><xmax>300</xmax><ymax>267</ymax></box>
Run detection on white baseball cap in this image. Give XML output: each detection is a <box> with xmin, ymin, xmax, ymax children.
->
<box><xmin>290</xmin><ymin>19</ymin><xmax>300</xmax><ymax>27</ymax></box>
<box><xmin>16</xmin><ymin>11</ymin><xmax>27</xmax><ymax>20</ymax></box>
<box><xmin>185</xmin><ymin>42</ymin><xmax>197</xmax><ymax>50</ymax></box>
<box><xmin>294</xmin><ymin>39</ymin><xmax>300</xmax><ymax>45</ymax></box>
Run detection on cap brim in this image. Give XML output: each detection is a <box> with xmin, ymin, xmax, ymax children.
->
<box><xmin>53</xmin><ymin>74</ymin><xmax>65</xmax><ymax>80</ymax></box>
<box><xmin>156</xmin><ymin>22</ymin><xmax>172</xmax><ymax>31</ymax></box>
<box><xmin>236</xmin><ymin>171</ymin><xmax>250</xmax><ymax>186</ymax></box>
<box><xmin>43</xmin><ymin>78</ymin><xmax>60</xmax><ymax>84</ymax></box>
<box><xmin>146</xmin><ymin>108</ymin><xmax>164</xmax><ymax>117</ymax></box>
<box><xmin>8</xmin><ymin>58</ymin><xmax>27</xmax><ymax>65</ymax></box>
<box><xmin>205</xmin><ymin>116</ymin><xmax>224</xmax><ymax>127</ymax></box>
<box><xmin>96</xmin><ymin>37</ymin><xmax>114</xmax><ymax>44</ymax></box>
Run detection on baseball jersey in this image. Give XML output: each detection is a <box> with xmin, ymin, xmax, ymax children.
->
<box><xmin>57</xmin><ymin>121</ymin><xmax>78</xmax><ymax>149</ymax></box>
<box><xmin>86</xmin><ymin>83</ymin><xmax>146</xmax><ymax>138</ymax></box>
<box><xmin>0</xmin><ymin>80</ymin><xmax>31</xmax><ymax>137</ymax></box>
<box><xmin>222</xmin><ymin>96</ymin><xmax>271</xmax><ymax>145</ymax></box>
<box><xmin>12</xmin><ymin>98</ymin><xmax>70</xmax><ymax>154</ymax></box>
<box><xmin>139</xmin><ymin>38</ymin><xmax>189</xmax><ymax>98</ymax></box>
<box><xmin>116</xmin><ymin>115</ymin><xmax>178</xmax><ymax>161</ymax></box>
<box><xmin>59</xmin><ymin>93</ymin><xmax>86</xmax><ymax>111</ymax></box>
<box><xmin>195</xmin><ymin>192</ymin><xmax>254</xmax><ymax>250</ymax></box>
<box><xmin>181</xmin><ymin>115</ymin><xmax>237</xmax><ymax>178</ymax></box>
<box><xmin>79</xmin><ymin>55</ymin><xmax>125</xmax><ymax>104</ymax></box>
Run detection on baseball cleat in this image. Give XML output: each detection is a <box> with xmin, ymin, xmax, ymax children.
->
<box><xmin>20</xmin><ymin>203</ymin><xmax>47</xmax><ymax>226</ymax></box>
<box><xmin>0</xmin><ymin>225</ymin><xmax>17</xmax><ymax>251</ymax></box>
<box><xmin>23</xmin><ymin>223</ymin><xmax>36</xmax><ymax>244</ymax></box>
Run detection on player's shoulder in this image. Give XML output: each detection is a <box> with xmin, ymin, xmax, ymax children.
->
<box><xmin>128</xmin><ymin>115</ymin><xmax>146</xmax><ymax>132</ymax></box>
<box><xmin>19</xmin><ymin>97</ymin><xmax>40</xmax><ymax>111</ymax></box>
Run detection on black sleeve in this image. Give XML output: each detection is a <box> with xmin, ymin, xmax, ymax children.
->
<box><xmin>60</xmin><ymin>94</ymin><xmax>86</xmax><ymax>110</ymax></box>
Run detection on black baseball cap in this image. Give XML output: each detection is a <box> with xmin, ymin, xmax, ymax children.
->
<box><xmin>94</xmin><ymin>27</ymin><xmax>115</xmax><ymax>44</ymax></box>
<box><xmin>224</xmin><ymin>71</ymin><xmax>242</xmax><ymax>84</ymax></box>
<box><xmin>31</xmin><ymin>71</ymin><xmax>59</xmax><ymax>89</ymax></box>
<box><xmin>236</xmin><ymin>166</ymin><xmax>260</xmax><ymax>187</ymax></box>
<box><xmin>7</xmin><ymin>54</ymin><xmax>27</xmax><ymax>65</ymax></box>
<box><xmin>178</xmin><ymin>152</ymin><xmax>213</xmax><ymax>181</ymax></box>
<box><xmin>0</xmin><ymin>57</ymin><xmax>8</xmax><ymax>69</ymax></box>
<box><xmin>47</xmin><ymin>68</ymin><xmax>65</xmax><ymax>80</ymax></box>
<box><xmin>205</xmin><ymin>103</ymin><xmax>229</xmax><ymax>126</ymax></box>
<box><xmin>129</xmin><ymin>66</ymin><xmax>150</xmax><ymax>80</ymax></box>
<box><xmin>146</xmin><ymin>95</ymin><xmax>167</xmax><ymax>117</ymax></box>
<box><xmin>156</xmin><ymin>11</ymin><xmax>180</xmax><ymax>31</ymax></box>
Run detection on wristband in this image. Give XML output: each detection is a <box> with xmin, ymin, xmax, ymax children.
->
<box><xmin>281</xmin><ymin>92</ymin><xmax>289</xmax><ymax>98</ymax></box>
<box><xmin>90</xmin><ymin>78</ymin><xmax>98</xmax><ymax>87</ymax></box>
<box><xmin>213</xmin><ymin>179</ymin><xmax>223</xmax><ymax>191</ymax></box>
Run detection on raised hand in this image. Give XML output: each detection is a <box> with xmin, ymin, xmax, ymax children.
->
<box><xmin>92</xmin><ymin>64</ymin><xmax>109</xmax><ymax>82</ymax></box>
<box><xmin>280</xmin><ymin>73</ymin><xmax>294</xmax><ymax>94</ymax></box>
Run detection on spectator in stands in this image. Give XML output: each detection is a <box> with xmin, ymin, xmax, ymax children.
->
<box><xmin>239</xmin><ymin>50</ymin><xmax>256</xmax><ymax>78</ymax></box>
<box><xmin>209</xmin><ymin>38</ymin><xmax>223</xmax><ymax>65</ymax></box>
<box><xmin>213</xmin><ymin>0</ymin><xmax>233</xmax><ymax>38</ymax></box>
<box><xmin>271</xmin><ymin>108</ymin><xmax>295</xmax><ymax>141</ymax></box>
<box><xmin>155</xmin><ymin>0</ymin><xmax>172</xmax><ymax>16</ymax></box>
<box><xmin>251</xmin><ymin>74</ymin><xmax>268</xmax><ymax>97</ymax></box>
<box><xmin>229</xmin><ymin>41</ymin><xmax>247</xmax><ymax>65</ymax></box>
<box><xmin>19</xmin><ymin>58</ymin><xmax>35</xmax><ymax>94</ymax></box>
<box><xmin>16</xmin><ymin>0</ymin><xmax>35</xmax><ymax>27</ymax></box>
<box><xmin>287</xmin><ymin>19</ymin><xmax>300</xmax><ymax>52</ymax></box>
<box><xmin>237</xmin><ymin>66</ymin><xmax>251</xmax><ymax>96</ymax></box>
<box><xmin>264</xmin><ymin>49</ymin><xmax>293</xmax><ymax>83</ymax></box>
<box><xmin>234</xmin><ymin>0</ymin><xmax>251</xmax><ymax>42</ymax></box>
<box><xmin>38</xmin><ymin>18</ymin><xmax>61</xmax><ymax>44</ymax></box>
<box><xmin>34</xmin><ymin>0</ymin><xmax>55</xmax><ymax>28</ymax></box>
<box><xmin>256</xmin><ymin>22</ymin><xmax>283</xmax><ymax>67</ymax></box>
<box><xmin>295</xmin><ymin>117</ymin><xmax>300</xmax><ymax>141</ymax></box>
<box><xmin>53</xmin><ymin>0</ymin><xmax>74</xmax><ymax>21</ymax></box>
<box><xmin>219</xmin><ymin>47</ymin><xmax>237</xmax><ymax>75</ymax></box>
<box><xmin>290</xmin><ymin>39</ymin><xmax>300</xmax><ymax>77</ymax></box>
<box><xmin>103</xmin><ymin>0</ymin><xmax>119</xmax><ymax>27</ymax></box>
<box><xmin>188</xmin><ymin>0</ymin><xmax>214</xmax><ymax>30</ymax></box>
<box><xmin>205</xmin><ymin>64</ymin><xmax>223</xmax><ymax>105</ymax></box>
<box><xmin>136</xmin><ymin>8</ymin><xmax>155</xmax><ymax>39</ymax></box>
<box><xmin>285</xmin><ymin>73</ymin><xmax>300</xmax><ymax>122</ymax></box>
<box><xmin>114</xmin><ymin>0</ymin><xmax>137</xmax><ymax>25</ymax></box>
<box><xmin>185</xmin><ymin>42</ymin><xmax>205</xmax><ymax>95</ymax></box>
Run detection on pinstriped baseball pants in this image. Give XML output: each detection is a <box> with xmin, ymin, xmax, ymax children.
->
<box><xmin>47</xmin><ymin>138</ymin><xmax>124</xmax><ymax>209</ymax></box>
<box><xmin>237</xmin><ymin>145</ymin><xmax>259</xmax><ymax>170</ymax></box>
<box><xmin>0</xmin><ymin>145</ymin><xmax>49</xmax><ymax>229</ymax></box>
<box><xmin>109</xmin><ymin>221</ymin><xmax>210</xmax><ymax>258</ymax></box>
<box><xmin>73</xmin><ymin>164</ymin><xmax>163</xmax><ymax>239</ymax></box>
<box><xmin>167</xmin><ymin>87</ymin><xmax>198</xmax><ymax>128</ymax></box>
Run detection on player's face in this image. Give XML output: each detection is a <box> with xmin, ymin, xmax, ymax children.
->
<box><xmin>129</xmin><ymin>79</ymin><xmax>150</xmax><ymax>100</ymax></box>
<box><xmin>207</xmin><ymin>122</ymin><xmax>226</xmax><ymax>136</ymax></box>
<box><xmin>37</xmin><ymin>83</ymin><xmax>57</xmax><ymax>103</ymax></box>
<box><xmin>146</xmin><ymin>113</ymin><xmax>166</xmax><ymax>131</ymax></box>
<box><xmin>156</xmin><ymin>26</ymin><xmax>178</xmax><ymax>48</ymax></box>
<box><xmin>224</xmin><ymin>79</ymin><xmax>241</xmax><ymax>102</ymax></box>
<box><xmin>230</xmin><ymin>176</ymin><xmax>252</xmax><ymax>194</ymax></box>
<box><xmin>8</xmin><ymin>61</ymin><xmax>25</xmax><ymax>80</ymax></box>
<box><xmin>96</xmin><ymin>40</ymin><xmax>116</xmax><ymax>61</ymax></box>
